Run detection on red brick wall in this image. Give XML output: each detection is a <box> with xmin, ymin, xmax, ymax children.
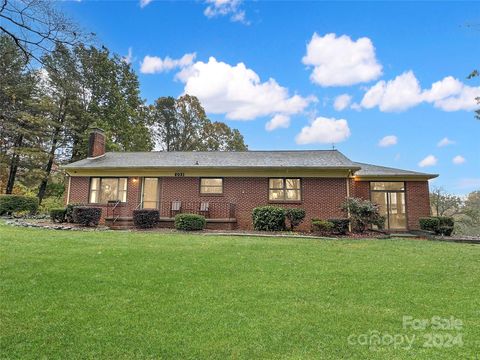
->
<box><xmin>405</xmin><ymin>181</ymin><xmax>431</xmax><ymax>230</ymax></box>
<box><xmin>351</xmin><ymin>180</ymin><xmax>370</xmax><ymax>199</ymax></box>
<box><xmin>88</xmin><ymin>130</ymin><xmax>105</xmax><ymax>158</ymax></box>
<box><xmin>67</xmin><ymin>176</ymin><xmax>348</xmax><ymax>230</ymax></box>
<box><xmin>160</xmin><ymin>177</ymin><xmax>348</xmax><ymax>231</ymax></box>
<box><xmin>67</xmin><ymin>176</ymin><xmax>141</xmax><ymax>222</ymax></box>
<box><xmin>66</xmin><ymin>176</ymin><xmax>431</xmax><ymax>231</ymax></box>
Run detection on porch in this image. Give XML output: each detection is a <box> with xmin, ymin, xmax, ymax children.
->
<box><xmin>105</xmin><ymin>200</ymin><xmax>237</xmax><ymax>230</ymax></box>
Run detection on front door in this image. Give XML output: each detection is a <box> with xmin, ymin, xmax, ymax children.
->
<box><xmin>370</xmin><ymin>182</ymin><xmax>406</xmax><ymax>230</ymax></box>
<box><xmin>141</xmin><ymin>178</ymin><xmax>159</xmax><ymax>209</ymax></box>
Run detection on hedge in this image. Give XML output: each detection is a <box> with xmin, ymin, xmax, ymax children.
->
<box><xmin>73</xmin><ymin>206</ymin><xmax>102</xmax><ymax>227</ymax></box>
<box><xmin>327</xmin><ymin>218</ymin><xmax>350</xmax><ymax>235</ymax></box>
<box><xmin>50</xmin><ymin>208</ymin><xmax>66</xmax><ymax>223</ymax></box>
<box><xmin>175</xmin><ymin>213</ymin><xmax>206</xmax><ymax>231</ymax></box>
<box><xmin>133</xmin><ymin>209</ymin><xmax>160</xmax><ymax>229</ymax></box>
<box><xmin>65</xmin><ymin>203</ymin><xmax>82</xmax><ymax>223</ymax></box>
<box><xmin>252</xmin><ymin>206</ymin><xmax>286</xmax><ymax>231</ymax></box>
<box><xmin>311</xmin><ymin>219</ymin><xmax>334</xmax><ymax>234</ymax></box>
<box><xmin>285</xmin><ymin>208</ymin><xmax>306</xmax><ymax>230</ymax></box>
<box><xmin>0</xmin><ymin>195</ymin><xmax>39</xmax><ymax>215</ymax></box>
<box><xmin>419</xmin><ymin>217</ymin><xmax>440</xmax><ymax>232</ymax></box>
<box><xmin>419</xmin><ymin>216</ymin><xmax>454</xmax><ymax>236</ymax></box>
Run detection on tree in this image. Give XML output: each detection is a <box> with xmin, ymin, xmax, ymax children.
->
<box><xmin>33</xmin><ymin>43</ymin><xmax>153</xmax><ymax>203</ymax></box>
<box><xmin>430</xmin><ymin>187</ymin><xmax>463</xmax><ymax>216</ymax></box>
<box><xmin>462</xmin><ymin>190</ymin><xmax>480</xmax><ymax>226</ymax></box>
<box><xmin>201</xmin><ymin>121</ymin><xmax>248</xmax><ymax>151</ymax></box>
<box><xmin>0</xmin><ymin>35</ymin><xmax>43</xmax><ymax>194</ymax></box>
<box><xmin>68</xmin><ymin>45</ymin><xmax>153</xmax><ymax>161</ymax></box>
<box><xmin>35</xmin><ymin>44</ymin><xmax>78</xmax><ymax>204</ymax></box>
<box><xmin>467</xmin><ymin>69</ymin><xmax>479</xmax><ymax>120</ymax></box>
<box><xmin>0</xmin><ymin>0</ymin><xmax>86</xmax><ymax>66</ymax></box>
<box><xmin>151</xmin><ymin>95</ymin><xmax>248</xmax><ymax>151</ymax></box>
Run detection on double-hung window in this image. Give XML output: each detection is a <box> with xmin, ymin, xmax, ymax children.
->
<box><xmin>89</xmin><ymin>177</ymin><xmax>127</xmax><ymax>203</ymax></box>
<box><xmin>269</xmin><ymin>178</ymin><xmax>301</xmax><ymax>201</ymax></box>
<box><xmin>200</xmin><ymin>178</ymin><xmax>223</xmax><ymax>194</ymax></box>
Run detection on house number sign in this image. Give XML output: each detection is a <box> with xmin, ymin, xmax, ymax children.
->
<box><xmin>174</xmin><ymin>172</ymin><xmax>185</xmax><ymax>177</ymax></box>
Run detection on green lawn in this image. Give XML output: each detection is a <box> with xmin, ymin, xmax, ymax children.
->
<box><xmin>1</xmin><ymin>224</ymin><xmax>479</xmax><ymax>359</ymax></box>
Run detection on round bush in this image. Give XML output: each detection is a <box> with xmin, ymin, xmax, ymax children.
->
<box><xmin>65</xmin><ymin>203</ymin><xmax>82</xmax><ymax>223</ymax></box>
<box><xmin>133</xmin><ymin>209</ymin><xmax>160</xmax><ymax>229</ymax></box>
<box><xmin>73</xmin><ymin>206</ymin><xmax>102</xmax><ymax>227</ymax></box>
<box><xmin>50</xmin><ymin>208</ymin><xmax>66</xmax><ymax>223</ymax></box>
<box><xmin>419</xmin><ymin>217</ymin><xmax>440</xmax><ymax>232</ymax></box>
<box><xmin>252</xmin><ymin>206</ymin><xmax>286</xmax><ymax>231</ymax></box>
<box><xmin>0</xmin><ymin>195</ymin><xmax>39</xmax><ymax>215</ymax></box>
<box><xmin>175</xmin><ymin>213</ymin><xmax>206</xmax><ymax>231</ymax></box>
<box><xmin>285</xmin><ymin>208</ymin><xmax>306</xmax><ymax>230</ymax></box>
<box><xmin>311</xmin><ymin>219</ymin><xmax>334</xmax><ymax>234</ymax></box>
<box><xmin>327</xmin><ymin>218</ymin><xmax>350</xmax><ymax>235</ymax></box>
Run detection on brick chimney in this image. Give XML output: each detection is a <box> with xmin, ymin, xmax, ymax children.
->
<box><xmin>88</xmin><ymin>128</ymin><xmax>105</xmax><ymax>158</ymax></box>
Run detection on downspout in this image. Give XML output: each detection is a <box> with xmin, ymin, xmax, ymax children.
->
<box><xmin>346</xmin><ymin>172</ymin><xmax>352</xmax><ymax>232</ymax></box>
<box><xmin>66</xmin><ymin>175</ymin><xmax>71</xmax><ymax>205</ymax></box>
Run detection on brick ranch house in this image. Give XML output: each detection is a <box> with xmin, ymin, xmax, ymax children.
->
<box><xmin>63</xmin><ymin>129</ymin><xmax>437</xmax><ymax>231</ymax></box>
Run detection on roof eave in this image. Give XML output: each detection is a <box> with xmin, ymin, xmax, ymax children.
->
<box><xmin>63</xmin><ymin>165</ymin><xmax>361</xmax><ymax>171</ymax></box>
<box><xmin>354</xmin><ymin>174</ymin><xmax>438</xmax><ymax>181</ymax></box>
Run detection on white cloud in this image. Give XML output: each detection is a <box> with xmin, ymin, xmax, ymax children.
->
<box><xmin>333</xmin><ymin>94</ymin><xmax>352</xmax><ymax>111</ymax></box>
<box><xmin>361</xmin><ymin>71</ymin><xmax>423</xmax><ymax>112</ymax></box>
<box><xmin>302</xmin><ymin>33</ymin><xmax>382</xmax><ymax>87</ymax></box>
<box><xmin>452</xmin><ymin>155</ymin><xmax>466</xmax><ymax>165</ymax></box>
<box><xmin>360</xmin><ymin>72</ymin><xmax>480</xmax><ymax>112</ymax></box>
<box><xmin>265</xmin><ymin>114</ymin><xmax>290</xmax><ymax>131</ymax></box>
<box><xmin>177</xmin><ymin>56</ymin><xmax>315</xmax><ymax>120</ymax></box>
<box><xmin>204</xmin><ymin>0</ymin><xmax>248</xmax><ymax>24</ymax></box>
<box><xmin>140</xmin><ymin>0</ymin><xmax>152</xmax><ymax>8</ymax></box>
<box><xmin>437</xmin><ymin>137</ymin><xmax>455</xmax><ymax>147</ymax></box>
<box><xmin>418</xmin><ymin>155</ymin><xmax>438</xmax><ymax>168</ymax></box>
<box><xmin>378</xmin><ymin>135</ymin><xmax>398</xmax><ymax>147</ymax></box>
<box><xmin>123</xmin><ymin>47</ymin><xmax>133</xmax><ymax>64</ymax></box>
<box><xmin>295</xmin><ymin>117</ymin><xmax>351</xmax><ymax>144</ymax></box>
<box><xmin>140</xmin><ymin>53</ymin><xmax>196</xmax><ymax>74</ymax></box>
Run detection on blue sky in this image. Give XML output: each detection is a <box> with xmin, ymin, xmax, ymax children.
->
<box><xmin>62</xmin><ymin>1</ymin><xmax>479</xmax><ymax>194</ymax></box>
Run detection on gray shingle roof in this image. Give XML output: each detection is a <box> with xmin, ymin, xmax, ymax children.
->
<box><xmin>64</xmin><ymin>150</ymin><xmax>359</xmax><ymax>169</ymax></box>
<box><xmin>63</xmin><ymin>151</ymin><xmax>437</xmax><ymax>178</ymax></box>
<box><xmin>353</xmin><ymin>162</ymin><xmax>437</xmax><ymax>178</ymax></box>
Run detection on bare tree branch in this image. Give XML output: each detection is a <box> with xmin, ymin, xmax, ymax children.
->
<box><xmin>0</xmin><ymin>0</ymin><xmax>92</xmax><ymax>67</ymax></box>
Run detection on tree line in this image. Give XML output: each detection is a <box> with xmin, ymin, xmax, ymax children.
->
<box><xmin>0</xmin><ymin>35</ymin><xmax>247</xmax><ymax>205</ymax></box>
<box><xmin>430</xmin><ymin>187</ymin><xmax>480</xmax><ymax>235</ymax></box>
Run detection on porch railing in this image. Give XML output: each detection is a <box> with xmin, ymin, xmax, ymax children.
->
<box><xmin>106</xmin><ymin>200</ymin><xmax>121</xmax><ymax>224</ymax></box>
<box><xmin>142</xmin><ymin>201</ymin><xmax>236</xmax><ymax>219</ymax></box>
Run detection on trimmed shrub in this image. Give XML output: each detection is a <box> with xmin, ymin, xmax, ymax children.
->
<box><xmin>342</xmin><ymin>197</ymin><xmax>385</xmax><ymax>233</ymax></box>
<box><xmin>73</xmin><ymin>206</ymin><xmax>101</xmax><ymax>227</ymax></box>
<box><xmin>419</xmin><ymin>217</ymin><xmax>440</xmax><ymax>232</ymax></box>
<box><xmin>65</xmin><ymin>203</ymin><xmax>82</xmax><ymax>223</ymax></box>
<box><xmin>327</xmin><ymin>218</ymin><xmax>350</xmax><ymax>235</ymax></box>
<box><xmin>133</xmin><ymin>209</ymin><xmax>160</xmax><ymax>229</ymax></box>
<box><xmin>0</xmin><ymin>195</ymin><xmax>39</xmax><ymax>215</ymax></box>
<box><xmin>311</xmin><ymin>219</ymin><xmax>334</xmax><ymax>234</ymax></box>
<box><xmin>39</xmin><ymin>196</ymin><xmax>64</xmax><ymax>214</ymax></box>
<box><xmin>252</xmin><ymin>206</ymin><xmax>286</xmax><ymax>231</ymax></box>
<box><xmin>285</xmin><ymin>208</ymin><xmax>306</xmax><ymax>230</ymax></box>
<box><xmin>50</xmin><ymin>208</ymin><xmax>66</xmax><ymax>223</ymax></box>
<box><xmin>175</xmin><ymin>213</ymin><xmax>206</xmax><ymax>231</ymax></box>
<box><xmin>420</xmin><ymin>216</ymin><xmax>454</xmax><ymax>236</ymax></box>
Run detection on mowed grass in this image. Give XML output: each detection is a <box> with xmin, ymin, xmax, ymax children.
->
<box><xmin>1</xmin><ymin>224</ymin><xmax>479</xmax><ymax>359</ymax></box>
